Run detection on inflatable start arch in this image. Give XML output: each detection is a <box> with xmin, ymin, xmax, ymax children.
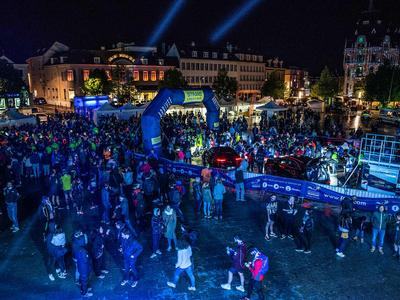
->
<box><xmin>141</xmin><ymin>88</ymin><xmax>220</xmax><ymax>157</ymax></box>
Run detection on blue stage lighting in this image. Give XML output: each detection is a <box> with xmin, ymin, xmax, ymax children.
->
<box><xmin>211</xmin><ymin>0</ymin><xmax>264</xmax><ymax>43</ymax></box>
<box><xmin>146</xmin><ymin>0</ymin><xmax>186</xmax><ymax>46</ymax></box>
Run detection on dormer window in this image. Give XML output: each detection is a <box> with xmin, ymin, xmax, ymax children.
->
<box><xmin>246</xmin><ymin>55</ymin><xmax>250</xmax><ymax>61</ymax></box>
<box><xmin>203</xmin><ymin>52</ymin><xmax>209</xmax><ymax>58</ymax></box>
<box><xmin>94</xmin><ymin>57</ymin><xmax>100</xmax><ymax>64</ymax></box>
<box><xmin>158</xmin><ymin>59</ymin><xmax>164</xmax><ymax>65</ymax></box>
<box><xmin>60</xmin><ymin>56</ymin><xmax>65</xmax><ymax>63</ymax></box>
<box><xmin>240</xmin><ymin>54</ymin><xmax>244</xmax><ymax>60</ymax></box>
<box><xmin>377</xmin><ymin>20</ymin><xmax>382</xmax><ymax>24</ymax></box>
<box><xmin>223</xmin><ymin>53</ymin><xmax>228</xmax><ymax>59</ymax></box>
<box><xmin>142</xmin><ymin>58</ymin><xmax>148</xmax><ymax>65</ymax></box>
<box><xmin>363</xmin><ymin>20</ymin><xmax>369</xmax><ymax>25</ymax></box>
<box><xmin>50</xmin><ymin>58</ymin><xmax>55</xmax><ymax>64</ymax></box>
<box><xmin>253</xmin><ymin>55</ymin><xmax>257</xmax><ymax>61</ymax></box>
<box><xmin>212</xmin><ymin>52</ymin><xmax>217</xmax><ymax>58</ymax></box>
<box><xmin>192</xmin><ymin>51</ymin><xmax>197</xmax><ymax>58</ymax></box>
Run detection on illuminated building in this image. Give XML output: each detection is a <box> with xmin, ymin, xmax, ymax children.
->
<box><xmin>26</xmin><ymin>42</ymin><xmax>175</xmax><ymax>107</ymax></box>
<box><xmin>166</xmin><ymin>42</ymin><xmax>265</xmax><ymax>100</ymax></box>
<box><xmin>265</xmin><ymin>58</ymin><xmax>310</xmax><ymax>99</ymax></box>
<box><xmin>343</xmin><ymin>0</ymin><xmax>399</xmax><ymax>97</ymax></box>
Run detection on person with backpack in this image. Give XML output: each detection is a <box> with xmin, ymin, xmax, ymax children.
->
<box><xmin>244</xmin><ymin>247</ymin><xmax>267</xmax><ymax>300</ymax></box>
<box><xmin>119</xmin><ymin>195</ymin><xmax>137</xmax><ymax>237</ymax></box>
<box><xmin>71</xmin><ymin>229</ymin><xmax>88</xmax><ymax>285</ymax></box>
<box><xmin>168</xmin><ymin>182</ymin><xmax>185</xmax><ymax>223</ymax></box>
<box><xmin>40</xmin><ymin>196</ymin><xmax>55</xmax><ymax>241</ymax></box>
<box><xmin>74</xmin><ymin>228</ymin><xmax>94</xmax><ymax>297</ymax></box>
<box><xmin>193</xmin><ymin>177</ymin><xmax>202</xmax><ymax>214</ymax></box>
<box><xmin>221</xmin><ymin>234</ymin><xmax>247</xmax><ymax>293</ymax></box>
<box><xmin>46</xmin><ymin>223</ymin><xmax>67</xmax><ymax>281</ymax></box>
<box><xmin>235</xmin><ymin>165</ymin><xmax>245</xmax><ymax>202</ymax></box>
<box><xmin>143</xmin><ymin>172</ymin><xmax>158</xmax><ymax>203</ymax></box>
<box><xmin>167</xmin><ymin>238</ymin><xmax>196</xmax><ymax>291</ymax></box>
<box><xmin>163</xmin><ymin>204</ymin><xmax>178</xmax><ymax>251</ymax></box>
<box><xmin>213</xmin><ymin>179</ymin><xmax>226</xmax><ymax>219</ymax></box>
<box><xmin>295</xmin><ymin>209</ymin><xmax>314</xmax><ymax>254</ymax></box>
<box><xmin>336</xmin><ymin>214</ymin><xmax>352</xmax><ymax>258</ymax></box>
<box><xmin>181</xmin><ymin>223</ymin><xmax>200</xmax><ymax>251</ymax></box>
<box><xmin>340</xmin><ymin>196</ymin><xmax>355</xmax><ymax>219</ymax></box>
<box><xmin>150</xmin><ymin>208</ymin><xmax>164</xmax><ymax>258</ymax></box>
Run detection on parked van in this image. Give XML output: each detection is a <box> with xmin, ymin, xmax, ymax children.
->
<box><xmin>378</xmin><ymin>108</ymin><xmax>400</xmax><ymax>125</ymax></box>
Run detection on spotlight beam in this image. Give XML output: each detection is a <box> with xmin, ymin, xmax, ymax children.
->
<box><xmin>146</xmin><ymin>0</ymin><xmax>186</xmax><ymax>47</ymax></box>
<box><xmin>211</xmin><ymin>0</ymin><xmax>264</xmax><ymax>43</ymax></box>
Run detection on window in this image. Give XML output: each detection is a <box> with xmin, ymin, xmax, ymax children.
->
<box><xmin>205</xmin><ymin>63</ymin><xmax>209</xmax><ymax>71</ymax></box>
<box><xmin>181</xmin><ymin>62</ymin><xmax>186</xmax><ymax>70</ymax></box>
<box><xmin>223</xmin><ymin>53</ymin><xmax>228</xmax><ymax>59</ymax></box>
<box><xmin>105</xmin><ymin>70</ymin><xmax>111</xmax><ymax>80</ymax></box>
<box><xmin>205</xmin><ymin>77</ymin><xmax>208</xmax><ymax>83</ymax></box>
<box><xmin>201</xmin><ymin>63</ymin><xmax>204</xmax><ymax>71</ymax></box>
<box><xmin>218</xmin><ymin>64</ymin><xmax>221</xmax><ymax>70</ymax></box>
<box><xmin>143</xmin><ymin>71</ymin><xmax>148</xmax><ymax>81</ymax></box>
<box><xmin>196</xmin><ymin>63</ymin><xmax>200</xmax><ymax>70</ymax></box>
<box><xmin>150</xmin><ymin>71</ymin><xmax>156</xmax><ymax>81</ymax></box>
<box><xmin>253</xmin><ymin>55</ymin><xmax>257</xmax><ymax>61</ymax></box>
<box><xmin>196</xmin><ymin>76</ymin><xmax>199</xmax><ymax>83</ymax></box>
<box><xmin>191</xmin><ymin>63</ymin><xmax>195</xmax><ymax>70</ymax></box>
<box><xmin>240</xmin><ymin>75</ymin><xmax>243</xmax><ymax>81</ymax></box>
<box><xmin>363</xmin><ymin>20</ymin><xmax>369</xmax><ymax>25</ymax></box>
<box><xmin>83</xmin><ymin>70</ymin><xmax>90</xmax><ymax>81</ymax></box>
<box><xmin>67</xmin><ymin>70</ymin><xmax>74</xmax><ymax>81</ymax></box>
<box><xmin>246</xmin><ymin>55</ymin><xmax>250</xmax><ymax>61</ymax></box>
<box><xmin>158</xmin><ymin>59</ymin><xmax>164</xmax><ymax>65</ymax></box>
<box><xmin>159</xmin><ymin>71</ymin><xmax>164</xmax><ymax>81</ymax></box>
<box><xmin>142</xmin><ymin>58</ymin><xmax>148</xmax><ymax>65</ymax></box>
<box><xmin>94</xmin><ymin>57</ymin><xmax>100</xmax><ymax>64</ymax></box>
<box><xmin>214</xmin><ymin>64</ymin><xmax>217</xmax><ymax>70</ymax></box>
<box><xmin>209</xmin><ymin>76</ymin><xmax>213</xmax><ymax>83</ymax></box>
<box><xmin>212</xmin><ymin>52</ymin><xmax>217</xmax><ymax>58</ymax></box>
<box><xmin>192</xmin><ymin>51</ymin><xmax>197</xmax><ymax>57</ymax></box>
<box><xmin>203</xmin><ymin>52</ymin><xmax>209</xmax><ymax>58</ymax></box>
<box><xmin>186</xmin><ymin>62</ymin><xmax>190</xmax><ymax>70</ymax></box>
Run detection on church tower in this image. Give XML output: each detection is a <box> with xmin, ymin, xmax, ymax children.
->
<box><xmin>343</xmin><ymin>0</ymin><xmax>399</xmax><ymax>97</ymax></box>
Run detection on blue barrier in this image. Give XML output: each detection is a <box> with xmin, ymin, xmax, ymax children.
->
<box><xmin>133</xmin><ymin>154</ymin><xmax>400</xmax><ymax>214</ymax></box>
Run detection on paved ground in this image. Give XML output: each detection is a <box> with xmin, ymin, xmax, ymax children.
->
<box><xmin>0</xmin><ymin>178</ymin><xmax>399</xmax><ymax>300</ymax></box>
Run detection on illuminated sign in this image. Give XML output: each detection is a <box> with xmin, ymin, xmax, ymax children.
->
<box><xmin>214</xmin><ymin>122</ymin><xmax>219</xmax><ymax>128</ymax></box>
<box><xmin>151</xmin><ymin>136</ymin><xmax>162</xmax><ymax>145</ymax></box>
<box><xmin>108</xmin><ymin>54</ymin><xmax>136</xmax><ymax>63</ymax></box>
<box><xmin>183</xmin><ymin>90</ymin><xmax>204</xmax><ymax>104</ymax></box>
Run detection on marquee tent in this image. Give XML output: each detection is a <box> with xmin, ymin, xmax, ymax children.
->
<box><xmin>119</xmin><ymin>102</ymin><xmax>141</xmax><ymax>120</ymax></box>
<box><xmin>93</xmin><ymin>102</ymin><xmax>119</xmax><ymax>124</ymax></box>
<box><xmin>0</xmin><ymin>109</ymin><xmax>37</xmax><ymax>127</ymax></box>
<box><xmin>256</xmin><ymin>100</ymin><xmax>287</xmax><ymax>118</ymax></box>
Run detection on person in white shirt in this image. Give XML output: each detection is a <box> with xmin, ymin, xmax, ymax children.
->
<box><xmin>167</xmin><ymin>238</ymin><xmax>196</xmax><ymax>291</ymax></box>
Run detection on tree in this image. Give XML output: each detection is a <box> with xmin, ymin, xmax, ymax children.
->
<box><xmin>261</xmin><ymin>70</ymin><xmax>287</xmax><ymax>99</ymax></box>
<box><xmin>0</xmin><ymin>59</ymin><xmax>26</xmax><ymax>94</ymax></box>
<box><xmin>158</xmin><ymin>69</ymin><xmax>188</xmax><ymax>90</ymax></box>
<box><xmin>364</xmin><ymin>61</ymin><xmax>400</xmax><ymax>106</ymax></box>
<box><xmin>212</xmin><ymin>67</ymin><xmax>239</xmax><ymax>99</ymax></box>
<box><xmin>353</xmin><ymin>79</ymin><xmax>366</xmax><ymax>100</ymax></box>
<box><xmin>110</xmin><ymin>66</ymin><xmax>139</xmax><ymax>104</ymax></box>
<box><xmin>82</xmin><ymin>68</ymin><xmax>114</xmax><ymax>96</ymax></box>
<box><xmin>311</xmin><ymin>66</ymin><xmax>339</xmax><ymax>100</ymax></box>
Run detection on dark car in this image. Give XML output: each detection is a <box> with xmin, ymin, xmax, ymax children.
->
<box><xmin>202</xmin><ymin>147</ymin><xmax>241</xmax><ymax>169</ymax></box>
<box><xmin>266</xmin><ymin>156</ymin><xmax>332</xmax><ymax>184</ymax></box>
<box><xmin>33</xmin><ymin>97</ymin><xmax>47</xmax><ymax>105</ymax></box>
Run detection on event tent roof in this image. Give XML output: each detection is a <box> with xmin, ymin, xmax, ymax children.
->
<box><xmin>120</xmin><ymin>102</ymin><xmax>140</xmax><ymax>110</ymax></box>
<box><xmin>256</xmin><ymin>101</ymin><xmax>287</xmax><ymax>111</ymax></box>
<box><xmin>1</xmin><ymin>109</ymin><xmax>33</xmax><ymax>120</ymax></box>
<box><xmin>95</xmin><ymin>102</ymin><xmax>118</xmax><ymax>111</ymax></box>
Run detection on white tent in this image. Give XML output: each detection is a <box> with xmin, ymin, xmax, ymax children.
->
<box><xmin>0</xmin><ymin>109</ymin><xmax>37</xmax><ymax>127</ymax></box>
<box><xmin>307</xmin><ymin>99</ymin><xmax>325</xmax><ymax>112</ymax></box>
<box><xmin>256</xmin><ymin>100</ymin><xmax>287</xmax><ymax>118</ymax></box>
<box><xmin>119</xmin><ymin>102</ymin><xmax>141</xmax><ymax>120</ymax></box>
<box><xmin>93</xmin><ymin>102</ymin><xmax>119</xmax><ymax>124</ymax></box>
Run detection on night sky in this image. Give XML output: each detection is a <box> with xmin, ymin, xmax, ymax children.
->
<box><xmin>1</xmin><ymin>0</ymin><xmax>399</xmax><ymax>75</ymax></box>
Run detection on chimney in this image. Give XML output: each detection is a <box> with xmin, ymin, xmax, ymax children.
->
<box><xmin>267</xmin><ymin>59</ymin><xmax>272</xmax><ymax>67</ymax></box>
<box><xmin>101</xmin><ymin>46</ymin><xmax>105</xmax><ymax>51</ymax></box>
<box><xmin>191</xmin><ymin>41</ymin><xmax>195</xmax><ymax>47</ymax></box>
<box><xmin>279</xmin><ymin>61</ymin><xmax>283</xmax><ymax>68</ymax></box>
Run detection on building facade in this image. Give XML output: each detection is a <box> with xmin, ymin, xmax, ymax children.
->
<box><xmin>265</xmin><ymin>58</ymin><xmax>310</xmax><ymax>98</ymax></box>
<box><xmin>26</xmin><ymin>42</ymin><xmax>175</xmax><ymax>107</ymax></box>
<box><xmin>343</xmin><ymin>0</ymin><xmax>399</xmax><ymax>97</ymax></box>
<box><xmin>166</xmin><ymin>42</ymin><xmax>265</xmax><ymax>100</ymax></box>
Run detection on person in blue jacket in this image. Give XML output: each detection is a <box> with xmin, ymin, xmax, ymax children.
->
<box><xmin>213</xmin><ymin>179</ymin><xmax>226</xmax><ymax>219</ymax></box>
<box><xmin>74</xmin><ymin>233</ymin><xmax>94</xmax><ymax>297</ymax></box>
<box><xmin>101</xmin><ymin>183</ymin><xmax>111</xmax><ymax>224</ymax></box>
<box><xmin>120</xmin><ymin>228</ymin><xmax>143</xmax><ymax>288</ymax></box>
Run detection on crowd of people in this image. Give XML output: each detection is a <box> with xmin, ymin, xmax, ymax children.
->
<box><xmin>0</xmin><ymin>106</ymin><xmax>397</xmax><ymax>299</ymax></box>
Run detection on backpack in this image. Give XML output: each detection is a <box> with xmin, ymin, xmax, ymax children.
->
<box><xmin>172</xmin><ymin>188</ymin><xmax>181</xmax><ymax>203</ymax></box>
<box><xmin>253</xmin><ymin>253</ymin><xmax>269</xmax><ymax>276</ymax></box>
<box><xmin>145</xmin><ymin>179</ymin><xmax>156</xmax><ymax>194</ymax></box>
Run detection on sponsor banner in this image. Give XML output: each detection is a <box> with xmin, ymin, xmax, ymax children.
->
<box><xmin>151</xmin><ymin>136</ymin><xmax>162</xmax><ymax>145</ymax></box>
<box><xmin>164</xmin><ymin>160</ymin><xmax>202</xmax><ymax>179</ymax></box>
<box><xmin>183</xmin><ymin>90</ymin><xmax>204</xmax><ymax>104</ymax></box>
<box><xmin>245</xmin><ymin>175</ymin><xmax>302</xmax><ymax>196</ymax></box>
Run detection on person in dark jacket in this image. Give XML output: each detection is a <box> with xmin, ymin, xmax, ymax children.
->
<box><xmin>256</xmin><ymin>146</ymin><xmax>265</xmax><ymax>174</ymax></box>
<box><xmin>295</xmin><ymin>209</ymin><xmax>314</xmax><ymax>253</ymax></box>
<box><xmin>165</xmin><ymin>146</ymin><xmax>176</xmax><ymax>161</ymax></box>
<box><xmin>135</xmin><ymin>190</ymin><xmax>147</xmax><ymax>234</ymax></box>
<box><xmin>119</xmin><ymin>195</ymin><xmax>137</xmax><ymax>237</ymax></box>
<box><xmin>192</xmin><ymin>177</ymin><xmax>202</xmax><ymax>214</ymax></box>
<box><xmin>235</xmin><ymin>165</ymin><xmax>245</xmax><ymax>201</ymax></box>
<box><xmin>30</xmin><ymin>150</ymin><xmax>41</xmax><ymax>178</ymax></box>
<box><xmin>71</xmin><ymin>229</ymin><xmax>88</xmax><ymax>285</ymax></box>
<box><xmin>120</xmin><ymin>228</ymin><xmax>143</xmax><ymax>288</ymax></box>
<box><xmin>150</xmin><ymin>208</ymin><xmax>164</xmax><ymax>258</ymax></box>
<box><xmin>4</xmin><ymin>181</ymin><xmax>19</xmax><ymax>232</ymax></box>
<box><xmin>101</xmin><ymin>183</ymin><xmax>112</xmax><ymax>224</ymax></box>
<box><xmin>91</xmin><ymin>225</ymin><xmax>110</xmax><ymax>278</ymax></box>
<box><xmin>47</xmin><ymin>169</ymin><xmax>61</xmax><ymax>209</ymax></box>
<box><xmin>40</xmin><ymin>196</ymin><xmax>55</xmax><ymax>241</ymax></box>
<box><xmin>42</xmin><ymin>151</ymin><xmax>52</xmax><ymax>176</ymax></box>
<box><xmin>370</xmin><ymin>204</ymin><xmax>390</xmax><ymax>254</ymax></box>
<box><xmin>221</xmin><ymin>234</ymin><xmax>247</xmax><ymax>292</ymax></box>
<box><xmin>75</xmin><ymin>231</ymin><xmax>94</xmax><ymax>297</ymax></box>
<box><xmin>46</xmin><ymin>223</ymin><xmax>67</xmax><ymax>281</ymax></box>
<box><xmin>157</xmin><ymin>168</ymin><xmax>169</xmax><ymax>203</ymax></box>
<box><xmin>281</xmin><ymin>196</ymin><xmax>298</xmax><ymax>240</ymax></box>
<box><xmin>336</xmin><ymin>214</ymin><xmax>352</xmax><ymax>258</ymax></box>
<box><xmin>168</xmin><ymin>182</ymin><xmax>185</xmax><ymax>222</ymax></box>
